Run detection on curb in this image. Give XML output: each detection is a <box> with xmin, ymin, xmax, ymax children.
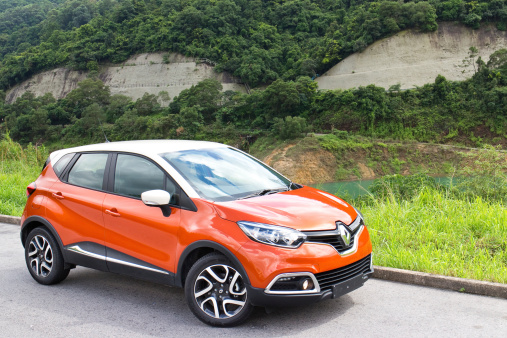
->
<box><xmin>0</xmin><ymin>215</ymin><xmax>505</xmax><ymax>299</ymax></box>
<box><xmin>373</xmin><ymin>266</ymin><xmax>507</xmax><ymax>299</ymax></box>
<box><xmin>0</xmin><ymin>215</ymin><xmax>21</xmax><ymax>225</ymax></box>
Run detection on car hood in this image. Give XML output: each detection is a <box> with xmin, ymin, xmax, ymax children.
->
<box><xmin>212</xmin><ymin>186</ymin><xmax>357</xmax><ymax>231</ymax></box>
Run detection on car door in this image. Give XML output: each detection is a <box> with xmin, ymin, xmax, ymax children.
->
<box><xmin>102</xmin><ymin>153</ymin><xmax>181</xmax><ymax>284</ymax></box>
<box><xmin>46</xmin><ymin>152</ymin><xmax>110</xmax><ymax>271</ymax></box>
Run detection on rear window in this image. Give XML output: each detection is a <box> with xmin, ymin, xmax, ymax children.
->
<box><xmin>67</xmin><ymin>153</ymin><xmax>108</xmax><ymax>190</ymax></box>
<box><xmin>42</xmin><ymin>157</ymin><xmax>50</xmax><ymax>173</ymax></box>
<box><xmin>52</xmin><ymin>153</ymin><xmax>75</xmax><ymax>177</ymax></box>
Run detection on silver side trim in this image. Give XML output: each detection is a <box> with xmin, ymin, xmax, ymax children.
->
<box><xmin>67</xmin><ymin>245</ymin><xmax>169</xmax><ymax>275</ymax></box>
<box><xmin>264</xmin><ymin>272</ymin><xmax>320</xmax><ymax>295</ymax></box>
<box><xmin>68</xmin><ymin>245</ymin><xmax>106</xmax><ymax>260</ymax></box>
<box><xmin>107</xmin><ymin>257</ymin><xmax>169</xmax><ymax>275</ymax></box>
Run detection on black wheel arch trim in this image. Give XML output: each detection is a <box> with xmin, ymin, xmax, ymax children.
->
<box><xmin>21</xmin><ymin>216</ymin><xmax>64</xmax><ymax>250</ymax></box>
<box><xmin>176</xmin><ymin>240</ymin><xmax>250</xmax><ymax>288</ymax></box>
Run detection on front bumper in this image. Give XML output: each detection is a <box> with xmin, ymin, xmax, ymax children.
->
<box><xmin>248</xmin><ymin>269</ymin><xmax>372</xmax><ymax>307</ymax></box>
<box><xmin>247</xmin><ymin>253</ymin><xmax>373</xmax><ymax>307</ymax></box>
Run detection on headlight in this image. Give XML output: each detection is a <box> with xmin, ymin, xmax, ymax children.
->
<box><xmin>237</xmin><ymin>221</ymin><xmax>306</xmax><ymax>248</ymax></box>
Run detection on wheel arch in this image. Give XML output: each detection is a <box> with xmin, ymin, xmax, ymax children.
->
<box><xmin>176</xmin><ymin>240</ymin><xmax>250</xmax><ymax>288</ymax></box>
<box><xmin>21</xmin><ymin>216</ymin><xmax>65</xmax><ymax>252</ymax></box>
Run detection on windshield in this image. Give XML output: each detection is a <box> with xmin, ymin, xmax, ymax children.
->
<box><xmin>161</xmin><ymin>147</ymin><xmax>290</xmax><ymax>202</ymax></box>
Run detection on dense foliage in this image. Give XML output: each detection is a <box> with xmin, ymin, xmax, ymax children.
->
<box><xmin>1</xmin><ymin>48</ymin><xmax>506</xmax><ymax>148</ymax></box>
<box><xmin>0</xmin><ymin>0</ymin><xmax>506</xmax><ymax>90</ymax></box>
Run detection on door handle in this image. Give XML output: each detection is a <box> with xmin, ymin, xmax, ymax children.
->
<box><xmin>52</xmin><ymin>192</ymin><xmax>64</xmax><ymax>200</ymax></box>
<box><xmin>105</xmin><ymin>208</ymin><xmax>121</xmax><ymax>217</ymax></box>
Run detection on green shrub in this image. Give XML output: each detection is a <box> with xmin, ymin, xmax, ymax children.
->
<box><xmin>272</xmin><ymin>116</ymin><xmax>307</xmax><ymax>140</ymax></box>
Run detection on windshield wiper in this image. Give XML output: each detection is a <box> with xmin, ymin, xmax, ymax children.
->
<box><xmin>237</xmin><ymin>188</ymin><xmax>287</xmax><ymax>200</ymax></box>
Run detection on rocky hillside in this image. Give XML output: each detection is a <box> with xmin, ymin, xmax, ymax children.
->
<box><xmin>6</xmin><ymin>53</ymin><xmax>245</xmax><ymax>104</ymax></box>
<box><xmin>317</xmin><ymin>22</ymin><xmax>507</xmax><ymax>91</ymax></box>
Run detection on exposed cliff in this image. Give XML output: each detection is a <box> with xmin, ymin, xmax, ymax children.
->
<box><xmin>316</xmin><ymin>22</ymin><xmax>507</xmax><ymax>91</ymax></box>
<box><xmin>6</xmin><ymin>53</ymin><xmax>245</xmax><ymax>104</ymax></box>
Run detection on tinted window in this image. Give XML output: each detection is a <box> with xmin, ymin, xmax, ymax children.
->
<box><xmin>162</xmin><ymin>147</ymin><xmax>289</xmax><ymax>202</ymax></box>
<box><xmin>114</xmin><ymin>154</ymin><xmax>176</xmax><ymax>199</ymax></box>
<box><xmin>68</xmin><ymin>153</ymin><xmax>108</xmax><ymax>190</ymax></box>
<box><xmin>53</xmin><ymin>153</ymin><xmax>74</xmax><ymax>177</ymax></box>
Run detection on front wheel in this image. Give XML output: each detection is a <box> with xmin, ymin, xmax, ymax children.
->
<box><xmin>184</xmin><ymin>252</ymin><xmax>253</xmax><ymax>327</ymax></box>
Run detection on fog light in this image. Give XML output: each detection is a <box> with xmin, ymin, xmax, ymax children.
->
<box><xmin>298</xmin><ymin>278</ymin><xmax>314</xmax><ymax>290</ymax></box>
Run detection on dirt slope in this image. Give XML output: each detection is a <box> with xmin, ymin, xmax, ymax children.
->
<box><xmin>257</xmin><ymin>136</ymin><xmax>506</xmax><ymax>185</ymax></box>
<box><xmin>317</xmin><ymin>22</ymin><xmax>507</xmax><ymax>91</ymax></box>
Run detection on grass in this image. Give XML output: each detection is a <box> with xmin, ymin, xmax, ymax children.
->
<box><xmin>0</xmin><ymin>135</ymin><xmax>48</xmax><ymax>216</ymax></box>
<box><xmin>358</xmin><ymin>188</ymin><xmax>507</xmax><ymax>284</ymax></box>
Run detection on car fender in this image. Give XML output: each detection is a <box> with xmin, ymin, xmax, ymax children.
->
<box><xmin>21</xmin><ymin>216</ymin><xmax>66</xmax><ymax>257</ymax></box>
<box><xmin>175</xmin><ymin>240</ymin><xmax>250</xmax><ymax>288</ymax></box>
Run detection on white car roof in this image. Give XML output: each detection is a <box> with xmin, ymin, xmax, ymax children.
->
<box><xmin>50</xmin><ymin>140</ymin><xmax>227</xmax><ymax>161</ymax></box>
<box><xmin>49</xmin><ymin>140</ymin><xmax>229</xmax><ymax>199</ymax></box>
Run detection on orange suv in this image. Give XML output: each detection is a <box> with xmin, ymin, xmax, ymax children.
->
<box><xmin>21</xmin><ymin>140</ymin><xmax>373</xmax><ymax>326</ymax></box>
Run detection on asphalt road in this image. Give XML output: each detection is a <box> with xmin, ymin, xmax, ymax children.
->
<box><xmin>1</xmin><ymin>222</ymin><xmax>506</xmax><ymax>337</ymax></box>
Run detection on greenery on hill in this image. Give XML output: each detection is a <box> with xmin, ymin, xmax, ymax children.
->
<box><xmin>0</xmin><ymin>0</ymin><xmax>506</xmax><ymax>91</ymax></box>
<box><xmin>1</xmin><ymin>48</ymin><xmax>507</xmax><ymax>149</ymax></box>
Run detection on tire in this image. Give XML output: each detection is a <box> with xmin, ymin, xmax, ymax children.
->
<box><xmin>184</xmin><ymin>252</ymin><xmax>253</xmax><ymax>327</ymax></box>
<box><xmin>24</xmin><ymin>227</ymin><xmax>70</xmax><ymax>285</ymax></box>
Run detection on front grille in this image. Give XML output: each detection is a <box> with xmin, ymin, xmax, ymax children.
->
<box><xmin>315</xmin><ymin>254</ymin><xmax>372</xmax><ymax>291</ymax></box>
<box><xmin>305</xmin><ymin>218</ymin><xmax>363</xmax><ymax>253</ymax></box>
<box><xmin>306</xmin><ymin>234</ymin><xmax>356</xmax><ymax>252</ymax></box>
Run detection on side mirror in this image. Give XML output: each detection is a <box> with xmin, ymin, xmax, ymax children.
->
<box><xmin>141</xmin><ymin>190</ymin><xmax>170</xmax><ymax>206</ymax></box>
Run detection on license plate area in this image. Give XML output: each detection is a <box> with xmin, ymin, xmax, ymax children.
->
<box><xmin>331</xmin><ymin>273</ymin><xmax>368</xmax><ymax>298</ymax></box>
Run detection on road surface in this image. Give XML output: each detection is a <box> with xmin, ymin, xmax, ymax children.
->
<box><xmin>1</xmin><ymin>222</ymin><xmax>505</xmax><ymax>337</ymax></box>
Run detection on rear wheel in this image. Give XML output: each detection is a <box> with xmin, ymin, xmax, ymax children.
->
<box><xmin>25</xmin><ymin>227</ymin><xmax>69</xmax><ymax>285</ymax></box>
<box><xmin>184</xmin><ymin>252</ymin><xmax>253</xmax><ymax>327</ymax></box>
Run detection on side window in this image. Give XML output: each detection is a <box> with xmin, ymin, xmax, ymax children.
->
<box><xmin>67</xmin><ymin>153</ymin><xmax>108</xmax><ymax>190</ymax></box>
<box><xmin>114</xmin><ymin>154</ymin><xmax>177</xmax><ymax>202</ymax></box>
<box><xmin>53</xmin><ymin>153</ymin><xmax>74</xmax><ymax>177</ymax></box>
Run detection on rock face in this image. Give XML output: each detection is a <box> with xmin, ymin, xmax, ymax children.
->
<box><xmin>6</xmin><ymin>68</ymin><xmax>88</xmax><ymax>103</ymax></box>
<box><xmin>316</xmin><ymin>22</ymin><xmax>507</xmax><ymax>91</ymax></box>
<box><xmin>6</xmin><ymin>53</ymin><xmax>245</xmax><ymax>104</ymax></box>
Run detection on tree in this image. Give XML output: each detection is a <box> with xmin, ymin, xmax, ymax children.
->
<box><xmin>106</xmin><ymin>94</ymin><xmax>132</xmax><ymax>122</ymax></box>
<box><xmin>487</xmin><ymin>49</ymin><xmax>507</xmax><ymax>71</ymax></box>
<box><xmin>460</xmin><ymin>46</ymin><xmax>479</xmax><ymax>75</ymax></box>
<box><xmin>272</xmin><ymin>116</ymin><xmax>308</xmax><ymax>140</ymax></box>
<box><xmin>263</xmin><ymin>79</ymin><xmax>300</xmax><ymax>118</ymax></box>
<box><xmin>135</xmin><ymin>93</ymin><xmax>161</xmax><ymax>116</ymax></box>
<box><xmin>66</xmin><ymin>79</ymin><xmax>111</xmax><ymax>117</ymax></box>
<box><xmin>173</xmin><ymin>79</ymin><xmax>222</xmax><ymax>121</ymax></box>
<box><xmin>179</xmin><ymin>106</ymin><xmax>202</xmax><ymax>135</ymax></box>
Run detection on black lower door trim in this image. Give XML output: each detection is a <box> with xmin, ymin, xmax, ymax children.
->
<box><xmin>64</xmin><ymin>242</ymin><xmax>175</xmax><ymax>285</ymax></box>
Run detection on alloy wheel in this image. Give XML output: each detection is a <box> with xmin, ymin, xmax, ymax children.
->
<box><xmin>193</xmin><ymin>264</ymin><xmax>247</xmax><ymax>319</ymax></box>
<box><xmin>28</xmin><ymin>235</ymin><xmax>53</xmax><ymax>277</ymax></box>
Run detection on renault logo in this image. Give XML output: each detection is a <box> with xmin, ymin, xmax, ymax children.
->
<box><xmin>339</xmin><ymin>224</ymin><xmax>351</xmax><ymax>246</ymax></box>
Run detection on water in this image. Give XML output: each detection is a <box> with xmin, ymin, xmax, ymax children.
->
<box><xmin>310</xmin><ymin>176</ymin><xmax>460</xmax><ymax>198</ymax></box>
<box><xmin>310</xmin><ymin>180</ymin><xmax>375</xmax><ymax>199</ymax></box>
